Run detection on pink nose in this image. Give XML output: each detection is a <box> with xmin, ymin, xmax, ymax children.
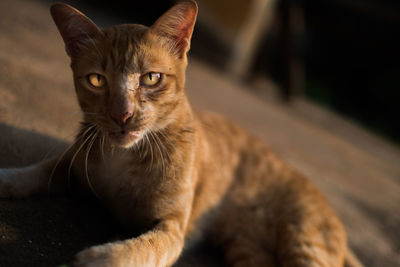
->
<box><xmin>111</xmin><ymin>111</ymin><xmax>133</xmax><ymax>127</ymax></box>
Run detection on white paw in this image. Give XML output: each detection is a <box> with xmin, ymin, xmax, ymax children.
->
<box><xmin>74</xmin><ymin>243</ymin><xmax>129</xmax><ymax>267</ymax></box>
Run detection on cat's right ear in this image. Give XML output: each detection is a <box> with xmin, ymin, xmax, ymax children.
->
<box><xmin>150</xmin><ymin>0</ymin><xmax>198</xmax><ymax>58</ymax></box>
<box><xmin>50</xmin><ymin>3</ymin><xmax>103</xmax><ymax>57</ymax></box>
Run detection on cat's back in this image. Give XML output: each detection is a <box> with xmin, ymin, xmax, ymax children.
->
<box><xmin>192</xmin><ymin>113</ymin><xmax>346</xmax><ymax>263</ymax></box>
<box><xmin>193</xmin><ymin>110</ymin><xmax>338</xmax><ymax>220</ymax></box>
<box><xmin>193</xmin><ymin>110</ymin><xmax>285</xmax><ymax>194</ymax></box>
<box><xmin>194</xmin><ymin>110</ymin><xmax>277</xmax><ymax>167</ymax></box>
<box><xmin>194</xmin><ymin>111</ymin><xmax>262</xmax><ymax>171</ymax></box>
<box><xmin>195</xmin><ymin>111</ymin><xmax>250</xmax><ymax>151</ymax></box>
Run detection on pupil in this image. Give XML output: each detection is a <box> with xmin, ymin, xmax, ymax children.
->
<box><xmin>149</xmin><ymin>73</ymin><xmax>152</xmax><ymax>80</ymax></box>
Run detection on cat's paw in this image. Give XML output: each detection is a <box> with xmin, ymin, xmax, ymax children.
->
<box><xmin>0</xmin><ymin>165</ymin><xmax>46</xmax><ymax>198</ymax></box>
<box><xmin>0</xmin><ymin>170</ymin><xmax>19</xmax><ymax>198</ymax></box>
<box><xmin>74</xmin><ymin>243</ymin><xmax>129</xmax><ymax>267</ymax></box>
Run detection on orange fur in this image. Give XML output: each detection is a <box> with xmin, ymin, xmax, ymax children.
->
<box><xmin>0</xmin><ymin>1</ymin><xmax>363</xmax><ymax>266</ymax></box>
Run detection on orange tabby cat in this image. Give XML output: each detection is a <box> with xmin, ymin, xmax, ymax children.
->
<box><xmin>0</xmin><ymin>1</ymin><xmax>363</xmax><ymax>266</ymax></box>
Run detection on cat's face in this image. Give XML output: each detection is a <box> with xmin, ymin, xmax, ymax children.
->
<box><xmin>51</xmin><ymin>1</ymin><xmax>197</xmax><ymax>148</ymax></box>
<box><xmin>70</xmin><ymin>25</ymin><xmax>188</xmax><ymax>148</ymax></box>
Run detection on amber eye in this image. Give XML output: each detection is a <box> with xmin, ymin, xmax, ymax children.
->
<box><xmin>140</xmin><ymin>72</ymin><xmax>161</xmax><ymax>87</ymax></box>
<box><xmin>88</xmin><ymin>74</ymin><xmax>106</xmax><ymax>88</ymax></box>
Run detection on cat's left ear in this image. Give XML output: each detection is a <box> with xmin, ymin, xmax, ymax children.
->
<box><xmin>150</xmin><ymin>0</ymin><xmax>198</xmax><ymax>57</ymax></box>
<box><xmin>50</xmin><ymin>3</ymin><xmax>103</xmax><ymax>57</ymax></box>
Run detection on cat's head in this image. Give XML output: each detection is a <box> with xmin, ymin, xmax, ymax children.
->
<box><xmin>50</xmin><ymin>1</ymin><xmax>197</xmax><ymax>148</ymax></box>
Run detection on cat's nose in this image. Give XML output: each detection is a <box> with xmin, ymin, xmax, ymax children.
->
<box><xmin>111</xmin><ymin>111</ymin><xmax>133</xmax><ymax>127</ymax></box>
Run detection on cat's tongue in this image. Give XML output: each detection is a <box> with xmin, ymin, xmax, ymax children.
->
<box><xmin>119</xmin><ymin>129</ymin><xmax>140</xmax><ymax>137</ymax></box>
<box><xmin>127</xmin><ymin>131</ymin><xmax>141</xmax><ymax>137</ymax></box>
<box><xmin>110</xmin><ymin>130</ymin><xmax>142</xmax><ymax>148</ymax></box>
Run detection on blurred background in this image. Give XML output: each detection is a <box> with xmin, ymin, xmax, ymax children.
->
<box><xmin>0</xmin><ymin>0</ymin><xmax>399</xmax><ymax>266</ymax></box>
<box><xmin>79</xmin><ymin>0</ymin><xmax>400</xmax><ymax>145</ymax></box>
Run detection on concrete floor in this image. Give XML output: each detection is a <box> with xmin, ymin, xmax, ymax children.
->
<box><xmin>0</xmin><ymin>0</ymin><xmax>399</xmax><ymax>266</ymax></box>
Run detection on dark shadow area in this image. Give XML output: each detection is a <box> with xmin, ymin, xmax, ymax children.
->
<box><xmin>254</xmin><ymin>0</ymin><xmax>400</xmax><ymax>144</ymax></box>
<box><xmin>303</xmin><ymin>0</ymin><xmax>400</xmax><ymax>145</ymax></box>
<box><xmin>0</xmin><ymin>122</ymin><xmax>68</xmax><ymax>167</ymax></box>
<box><xmin>0</xmin><ymin>123</ymin><xmax>223</xmax><ymax>266</ymax></box>
<box><xmin>0</xmin><ymin>196</ymin><xmax>116</xmax><ymax>266</ymax></box>
<box><xmin>0</xmin><ymin>124</ymin><xmax>116</xmax><ymax>266</ymax></box>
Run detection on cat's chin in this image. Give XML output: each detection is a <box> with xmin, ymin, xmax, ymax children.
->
<box><xmin>109</xmin><ymin>130</ymin><xmax>142</xmax><ymax>148</ymax></box>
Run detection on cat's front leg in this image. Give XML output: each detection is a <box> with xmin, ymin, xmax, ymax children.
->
<box><xmin>74</xmin><ymin>219</ymin><xmax>186</xmax><ymax>267</ymax></box>
<box><xmin>0</xmin><ymin>157</ymin><xmax>67</xmax><ymax>198</ymax></box>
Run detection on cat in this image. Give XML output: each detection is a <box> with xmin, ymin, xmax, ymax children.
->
<box><xmin>0</xmin><ymin>1</ymin><xmax>363</xmax><ymax>266</ymax></box>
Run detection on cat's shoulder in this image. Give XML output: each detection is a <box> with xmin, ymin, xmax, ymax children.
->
<box><xmin>195</xmin><ymin>111</ymin><xmax>242</xmax><ymax>132</ymax></box>
<box><xmin>194</xmin><ymin>111</ymin><xmax>251</xmax><ymax>144</ymax></box>
<box><xmin>194</xmin><ymin>110</ymin><xmax>274</xmax><ymax>153</ymax></box>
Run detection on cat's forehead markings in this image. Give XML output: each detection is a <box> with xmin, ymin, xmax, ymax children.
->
<box><xmin>139</xmin><ymin>50</ymin><xmax>175</xmax><ymax>74</ymax></box>
<box><xmin>125</xmin><ymin>73</ymin><xmax>140</xmax><ymax>91</ymax></box>
<box><xmin>104</xmin><ymin>25</ymin><xmax>146</xmax><ymax>71</ymax></box>
<box><xmin>103</xmin><ymin>25</ymin><xmax>173</xmax><ymax>75</ymax></box>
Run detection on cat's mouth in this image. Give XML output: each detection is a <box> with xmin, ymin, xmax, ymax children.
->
<box><xmin>109</xmin><ymin>129</ymin><xmax>143</xmax><ymax>148</ymax></box>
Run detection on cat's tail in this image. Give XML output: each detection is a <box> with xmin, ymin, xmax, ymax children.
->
<box><xmin>344</xmin><ymin>249</ymin><xmax>364</xmax><ymax>267</ymax></box>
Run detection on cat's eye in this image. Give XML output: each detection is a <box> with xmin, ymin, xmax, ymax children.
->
<box><xmin>140</xmin><ymin>72</ymin><xmax>162</xmax><ymax>87</ymax></box>
<box><xmin>87</xmin><ymin>74</ymin><xmax>106</xmax><ymax>88</ymax></box>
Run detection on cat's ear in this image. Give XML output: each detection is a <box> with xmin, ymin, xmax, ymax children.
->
<box><xmin>150</xmin><ymin>0</ymin><xmax>198</xmax><ymax>57</ymax></box>
<box><xmin>50</xmin><ymin>3</ymin><xmax>103</xmax><ymax>57</ymax></box>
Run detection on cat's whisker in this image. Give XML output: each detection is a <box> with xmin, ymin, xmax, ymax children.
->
<box><xmin>144</xmin><ymin>136</ymin><xmax>151</xmax><ymax>162</ymax></box>
<box><xmin>48</xmin><ymin>141</ymin><xmax>76</xmax><ymax>190</ymax></box>
<box><xmin>67</xmin><ymin>125</ymin><xmax>97</xmax><ymax>189</ymax></box>
<box><xmin>158</xmin><ymin>129</ymin><xmax>171</xmax><ymax>145</ymax></box>
<box><xmin>149</xmin><ymin>131</ymin><xmax>166</xmax><ymax>179</ymax></box>
<box><xmin>142</xmin><ymin>133</ymin><xmax>149</xmax><ymax>170</ymax></box>
<box><xmin>134</xmin><ymin>136</ymin><xmax>145</xmax><ymax>160</ymax></box>
<box><xmin>158</xmin><ymin>130</ymin><xmax>174</xmax><ymax>157</ymax></box>
<box><xmin>155</xmin><ymin>131</ymin><xmax>171</xmax><ymax>177</ymax></box>
<box><xmin>84</xmin><ymin>128</ymin><xmax>100</xmax><ymax>198</ymax></box>
<box><xmin>135</xmin><ymin>138</ymin><xmax>142</xmax><ymax>158</ymax></box>
<box><xmin>94</xmin><ymin>127</ymin><xmax>106</xmax><ymax>161</ymax></box>
<box><xmin>144</xmin><ymin>133</ymin><xmax>154</xmax><ymax>172</ymax></box>
<box><xmin>159</xmin><ymin>129</ymin><xmax>183</xmax><ymax>163</ymax></box>
<box><xmin>100</xmin><ymin>132</ymin><xmax>106</xmax><ymax>162</ymax></box>
<box><xmin>47</xmin><ymin>123</ymin><xmax>96</xmax><ymax>190</ymax></box>
<box><xmin>140</xmin><ymin>137</ymin><xmax>147</xmax><ymax>160</ymax></box>
<box><xmin>141</xmin><ymin>136</ymin><xmax>148</xmax><ymax>159</ymax></box>
<box><xmin>152</xmin><ymin>128</ymin><xmax>176</xmax><ymax>180</ymax></box>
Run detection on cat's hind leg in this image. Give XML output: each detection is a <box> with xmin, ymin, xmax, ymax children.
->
<box><xmin>276</xmin><ymin>222</ymin><xmax>347</xmax><ymax>267</ymax></box>
<box><xmin>275</xmin><ymin>202</ymin><xmax>348</xmax><ymax>267</ymax></box>
<box><xmin>218</xmin><ymin>209</ymin><xmax>347</xmax><ymax>267</ymax></box>
<box><xmin>214</xmin><ymin>204</ymin><xmax>278</xmax><ymax>267</ymax></box>
<box><xmin>221</xmin><ymin>235</ymin><xmax>277</xmax><ymax>267</ymax></box>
